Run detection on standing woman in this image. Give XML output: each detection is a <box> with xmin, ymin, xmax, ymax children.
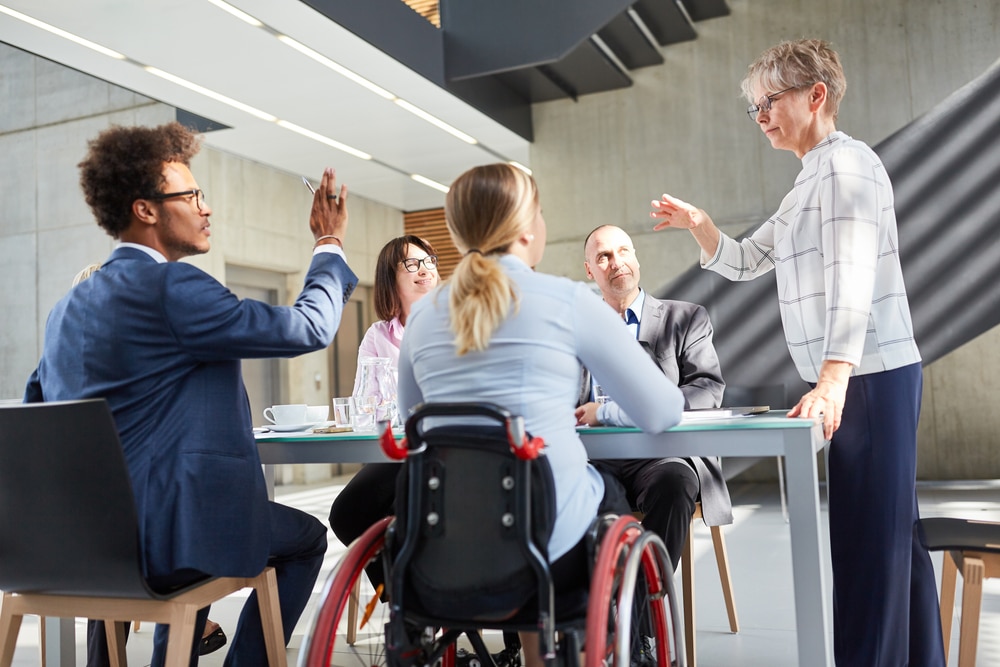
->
<box><xmin>330</xmin><ymin>235</ymin><xmax>438</xmax><ymax>548</ymax></box>
<box><xmin>650</xmin><ymin>39</ymin><xmax>944</xmax><ymax>666</ymax></box>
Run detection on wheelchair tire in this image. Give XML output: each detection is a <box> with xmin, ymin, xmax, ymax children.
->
<box><xmin>300</xmin><ymin>516</ymin><xmax>393</xmax><ymax>667</ymax></box>
<box><xmin>584</xmin><ymin>515</ymin><xmax>681</xmax><ymax>667</ymax></box>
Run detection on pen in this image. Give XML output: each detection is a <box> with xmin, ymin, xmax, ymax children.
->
<box><xmin>302</xmin><ymin>176</ymin><xmax>315</xmax><ymax>194</ymax></box>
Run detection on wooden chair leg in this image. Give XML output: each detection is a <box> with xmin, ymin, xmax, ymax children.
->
<box><xmin>104</xmin><ymin>620</ymin><xmax>128</xmax><ymax>667</ymax></box>
<box><xmin>162</xmin><ymin>607</ymin><xmax>199</xmax><ymax>667</ymax></box>
<box><xmin>37</xmin><ymin>614</ymin><xmax>45</xmax><ymax>667</ymax></box>
<box><xmin>347</xmin><ymin>578</ymin><xmax>361</xmax><ymax>645</ymax></box>
<box><xmin>957</xmin><ymin>556</ymin><xmax>985</xmax><ymax>667</ymax></box>
<box><xmin>132</xmin><ymin>621</ymin><xmax>141</xmax><ymax>632</ymax></box>
<box><xmin>0</xmin><ymin>593</ymin><xmax>25</xmax><ymax>667</ymax></box>
<box><xmin>253</xmin><ymin>567</ymin><xmax>288</xmax><ymax>667</ymax></box>
<box><xmin>939</xmin><ymin>550</ymin><xmax>958</xmax><ymax>665</ymax></box>
<box><xmin>709</xmin><ymin>525</ymin><xmax>740</xmax><ymax>633</ymax></box>
<box><xmin>682</xmin><ymin>520</ymin><xmax>696</xmax><ymax>667</ymax></box>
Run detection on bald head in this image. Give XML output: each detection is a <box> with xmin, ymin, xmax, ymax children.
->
<box><xmin>584</xmin><ymin>225</ymin><xmax>641</xmax><ymax>313</ymax></box>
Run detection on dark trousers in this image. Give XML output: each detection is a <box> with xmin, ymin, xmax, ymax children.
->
<box><xmin>827</xmin><ymin>363</ymin><xmax>945</xmax><ymax>667</ymax></box>
<box><xmin>329</xmin><ymin>462</ymin><xmax>400</xmax><ymax>548</ymax></box>
<box><xmin>89</xmin><ymin>501</ymin><xmax>327</xmax><ymax>667</ymax></box>
<box><xmin>591</xmin><ymin>458</ymin><xmax>699</xmax><ymax>570</ymax></box>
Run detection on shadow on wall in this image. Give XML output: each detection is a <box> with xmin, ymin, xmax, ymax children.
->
<box><xmin>656</xmin><ymin>55</ymin><xmax>1000</xmax><ymax>407</ymax></box>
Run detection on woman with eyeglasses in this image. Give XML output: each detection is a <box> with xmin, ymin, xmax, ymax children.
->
<box><xmin>351</xmin><ymin>235</ymin><xmax>439</xmax><ymax>393</ymax></box>
<box><xmin>329</xmin><ymin>235</ymin><xmax>439</xmax><ymax>572</ymax></box>
<box><xmin>650</xmin><ymin>39</ymin><xmax>944</xmax><ymax>666</ymax></box>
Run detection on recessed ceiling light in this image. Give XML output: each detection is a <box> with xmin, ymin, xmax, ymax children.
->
<box><xmin>410</xmin><ymin>173</ymin><xmax>450</xmax><ymax>193</ymax></box>
<box><xmin>144</xmin><ymin>67</ymin><xmax>278</xmax><ymax>122</ymax></box>
<box><xmin>0</xmin><ymin>4</ymin><xmax>126</xmax><ymax>59</ymax></box>
<box><xmin>277</xmin><ymin>120</ymin><xmax>373</xmax><ymax>161</ymax></box>
<box><xmin>204</xmin><ymin>0</ymin><xmax>263</xmax><ymax>27</ymax></box>
<box><xmin>394</xmin><ymin>99</ymin><xmax>478</xmax><ymax>145</ymax></box>
<box><xmin>276</xmin><ymin>35</ymin><xmax>395</xmax><ymax>100</ymax></box>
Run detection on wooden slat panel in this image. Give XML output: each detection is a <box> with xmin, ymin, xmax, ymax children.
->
<box><xmin>404</xmin><ymin>208</ymin><xmax>459</xmax><ymax>280</ymax></box>
<box><xmin>400</xmin><ymin>0</ymin><xmax>440</xmax><ymax>27</ymax></box>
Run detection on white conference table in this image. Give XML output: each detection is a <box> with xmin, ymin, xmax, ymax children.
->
<box><xmin>256</xmin><ymin>412</ymin><xmax>833</xmax><ymax>667</ymax></box>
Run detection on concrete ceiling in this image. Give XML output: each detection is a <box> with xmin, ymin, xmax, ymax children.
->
<box><xmin>0</xmin><ymin>0</ymin><xmax>532</xmax><ymax>212</ymax></box>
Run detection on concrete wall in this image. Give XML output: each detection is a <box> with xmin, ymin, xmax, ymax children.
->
<box><xmin>530</xmin><ymin>0</ymin><xmax>1000</xmax><ymax>479</ymax></box>
<box><xmin>0</xmin><ymin>44</ymin><xmax>404</xmax><ymax>471</ymax></box>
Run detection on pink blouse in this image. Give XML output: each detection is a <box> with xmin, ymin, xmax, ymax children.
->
<box><xmin>352</xmin><ymin>317</ymin><xmax>404</xmax><ymax>395</ymax></box>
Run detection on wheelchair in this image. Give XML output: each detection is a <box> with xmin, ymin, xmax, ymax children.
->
<box><xmin>299</xmin><ymin>402</ymin><xmax>686</xmax><ymax>667</ymax></box>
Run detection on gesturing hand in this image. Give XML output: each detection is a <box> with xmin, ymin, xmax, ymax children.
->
<box><xmin>650</xmin><ymin>193</ymin><xmax>708</xmax><ymax>231</ymax></box>
<box><xmin>310</xmin><ymin>167</ymin><xmax>349</xmax><ymax>246</ymax></box>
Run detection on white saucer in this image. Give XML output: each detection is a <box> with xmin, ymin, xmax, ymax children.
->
<box><xmin>266</xmin><ymin>422</ymin><xmax>323</xmax><ymax>433</ymax></box>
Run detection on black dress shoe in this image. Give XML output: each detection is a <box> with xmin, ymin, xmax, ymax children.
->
<box><xmin>199</xmin><ymin>627</ymin><xmax>228</xmax><ymax>656</ymax></box>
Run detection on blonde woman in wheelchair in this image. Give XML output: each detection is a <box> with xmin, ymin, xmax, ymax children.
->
<box><xmin>396</xmin><ymin>164</ymin><xmax>685</xmax><ymax>667</ymax></box>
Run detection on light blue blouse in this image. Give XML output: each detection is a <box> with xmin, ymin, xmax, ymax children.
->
<box><xmin>398</xmin><ymin>254</ymin><xmax>684</xmax><ymax>560</ymax></box>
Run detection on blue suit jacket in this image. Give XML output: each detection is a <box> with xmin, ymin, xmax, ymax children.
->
<box><xmin>25</xmin><ymin>246</ymin><xmax>357</xmax><ymax>579</ymax></box>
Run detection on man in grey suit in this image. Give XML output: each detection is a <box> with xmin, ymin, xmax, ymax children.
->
<box><xmin>576</xmin><ymin>224</ymin><xmax>732</xmax><ymax>569</ymax></box>
<box><xmin>25</xmin><ymin>122</ymin><xmax>356</xmax><ymax>667</ymax></box>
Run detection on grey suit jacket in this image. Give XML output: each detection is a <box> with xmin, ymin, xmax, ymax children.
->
<box><xmin>637</xmin><ymin>295</ymin><xmax>732</xmax><ymax>526</ymax></box>
<box><xmin>582</xmin><ymin>294</ymin><xmax>733</xmax><ymax>526</ymax></box>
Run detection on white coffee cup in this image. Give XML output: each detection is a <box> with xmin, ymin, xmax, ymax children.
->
<box><xmin>306</xmin><ymin>405</ymin><xmax>330</xmax><ymax>423</ymax></box>
<box><xmin>263</xmin><ymin>404</ymin><xmax>308</xmax><ymax>425</ymax></box>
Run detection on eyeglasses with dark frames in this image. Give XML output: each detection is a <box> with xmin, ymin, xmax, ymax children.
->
<box><xmin>746</xmin><ymin>84</ymin><xmax>812</xmax><ymax>121</ymax></box>
<box><xmin>147</xmin><ymin>189</ymin><xmax>206</xmax><ymax>211</ymax></box>
<box><xmin>400</xmin><ymin>255</ymin><xmax>438</xmax><ymax>273</ymax></box>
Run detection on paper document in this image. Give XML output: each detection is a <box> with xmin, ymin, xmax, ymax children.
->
<box><xmin>681</xmin><ymin>406</ymin><xmax>769</xmax><ymax>421</ymax></box>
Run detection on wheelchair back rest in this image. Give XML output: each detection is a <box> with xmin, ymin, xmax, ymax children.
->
<box><xmin>393</xmin><ymin>422</ymin><xmax>556</xmax><ymax>621</ymax></box>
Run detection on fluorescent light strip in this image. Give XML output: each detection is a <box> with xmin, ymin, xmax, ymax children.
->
<box><xmin>394</xmin><ymin>99</ymin><xmax>478</xmax><ymax>145</ymax></box>
<box><xmin>0</xmin><ymin>4</ymin><xmax>126</xmax><ymax>59</ymax></box>
<box><xmin>277</xmin><ymin>121</ymin><xmax>372</xmax><ymax>161</ymax></box>
<box><xmin>275</xmin><ymin>34</ymin><xmax>479</xmax><ymax>145</ymax></box>
<box><xmin>277</xmin><ymin>35</ymin><xmax>395</xmax><ymax>100</ymax></box>
<box><xmin>0</xmin><ymin>3</ymin><xmax>494</xmax><ymax>195</ymax></box>
<box><xmin>145</xmin><ymin>67</ymin><xmax>278</xmax><ymax>122</ymax></box>
<box><xmin>410</xmin><ymin>174</ymin><xmax>450</xmax><ymax>193</ymax></box>
<box><xmin>204</xmin><ymin>0</ymin><xmax>263</xmax><ymax>27</ymax></box>
<box><xmin>509</xmin><ymin>161</ymin><xmax>533</xmax><ymax>176</ymax></box>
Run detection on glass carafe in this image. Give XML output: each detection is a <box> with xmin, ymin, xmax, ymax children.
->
<box><xmin>353</xmin><ymin>356</ymin><xmax>398</xmax><ymax>431</ymax></box>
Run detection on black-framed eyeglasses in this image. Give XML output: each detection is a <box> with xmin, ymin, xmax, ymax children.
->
<box><xmin>746</xmin><ymin>84</ymin><xmax>810</xmax><ymax>121</ymax></box>
<box><xmin>400</xmin><ymin>255</ymin><xmax>438</xmax><ymax>273</ymax></box>
<box><xmin>147</xmin><ymin>189</ymin><xmax>206</xmax><ymax>211</ymax></box>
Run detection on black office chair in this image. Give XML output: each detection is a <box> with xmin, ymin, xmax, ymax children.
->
<box><xmin>0</xmin><ymin>399</ymin><xmax>286</xmax><ymax>667</ymax></box>
<box><xmin>299</xmin><ymin>402</ymin><xmax>686</xmax><ymax>667</ymax></box>
<box><xmin>920</xmin><ymin>517</ymin><xmax>1000</xmax><ymax>667</ymax></box>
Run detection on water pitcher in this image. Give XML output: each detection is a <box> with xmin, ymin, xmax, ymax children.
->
<box><xmin>353</xmin><ymin>356</ymin><xmax>398</xmax><ymax>431</ymax></box>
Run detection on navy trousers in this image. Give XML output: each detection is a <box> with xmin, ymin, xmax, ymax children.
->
<box><xmin>826</xmin><ymin>363</ymin><xmax>945</xmax><ymax>666</ymax></box>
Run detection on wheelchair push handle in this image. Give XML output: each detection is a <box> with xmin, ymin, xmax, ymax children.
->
<box><xmin>384</xmin><ymin>402</ymin><xmax>545</xmax><ymax>461</ymax></box>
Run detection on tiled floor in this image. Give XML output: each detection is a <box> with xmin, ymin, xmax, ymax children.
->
<box><xmin>8</xmin><ymin>478</ymin><xmax>1000</xmax><ymax>666</ymax></box>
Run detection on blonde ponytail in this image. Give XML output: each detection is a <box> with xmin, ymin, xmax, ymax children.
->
<box><xmin>444</xmin><ymin>164</ymin><xmax>537</xmax><ymax>355</ymax></box>
<box><xmin>448</xmin><ymin>252</ymin><xmax>518</xmax><ymax>355</ymax></box>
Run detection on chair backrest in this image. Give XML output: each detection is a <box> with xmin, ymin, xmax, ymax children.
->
<box><xmin>389</xmin><ymin>402</ymin><xmax>556</xmax><ymax>622</ymax></box>
<box><xmin>0</xmin><ymin>399</ymin><xmax>154</xmax><ymax>598</ymax></box>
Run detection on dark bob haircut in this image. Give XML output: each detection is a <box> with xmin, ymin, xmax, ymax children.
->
<box><xmin>373</xmin><ymin>235</ymin><xmax>438</xmax><ymax>322</ymax></box>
